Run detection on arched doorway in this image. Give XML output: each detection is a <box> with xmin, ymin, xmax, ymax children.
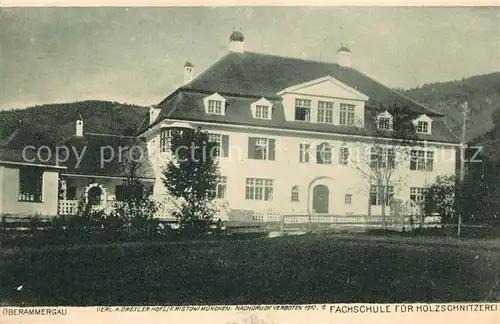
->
<box><xmin>312</xmin><ymin>184</ymin><xmax>329</xmax><ymax>213</ymax></box>
<box><xmin>88</xmin><ymin>186</ymin><xmax>102</xmax><ymax>206</ymax></box>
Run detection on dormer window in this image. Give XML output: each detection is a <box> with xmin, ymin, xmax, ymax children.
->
<box><xmin>377</xmin><ymin>110</ymin><xmax>393</xmax><ymax>131</ymax></box>
<box><xmin>417</xmin><ymin>121</ymin><xmax>429</xmax><ymax>133</ymax></box>
<box><xmin>295</xmin><ymin>98</ymin><xmax>311</xmax><ymax>122</ymax></box>
<box><xmin>203</xmin><ymin>93</ymin><xmax>227</xmax><ymax>116</ymax></box>
<box><xmin>256</xmin><ymin>105</ymin><xmax>269</xmax><ymax>119</ymax></box>
<box><xmin>208</xmin><ymin>100</ymin><xmax>223</xmax><ymax>115</ymax></box>
<box><xmin>250</xmin><ymin>97</ymin><xmax>273</xmax><ymax>120</ymax></box>
<box><xmin>413</xmin><ymin>114</ymin><xmax>432</xmax><ymax>134</ymax></box>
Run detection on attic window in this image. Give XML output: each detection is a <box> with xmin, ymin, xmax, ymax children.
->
<box><xmin>208</xmin><ymin>100</ymin><xmax>223</xmax><ymax>115</ymax></box>
<box><xmin>416</xmin><ymin>121</ymin><xmax>429</xmax><ymax>134</ymax></box>
<box><xmin>255</xmin><ymin>105</ymin><xmax>269</xmax><ymax>119</ymax></box>
<box><xmin>378</xmin><ymin>117</ymin><xmax>392</xmax><ymax>130</ymax></box>
<box><xmin>295</xmin><ymin>98</ymin><xmax>311</xmax><ymax>122</ymax></box>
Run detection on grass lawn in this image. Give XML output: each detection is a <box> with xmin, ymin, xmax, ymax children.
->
<box><xmin>0</xmin><ymin>234</ymin><xmax>499</xmax><ymax>306</ymax></box>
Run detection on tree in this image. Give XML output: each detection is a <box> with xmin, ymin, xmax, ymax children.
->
<box><xmin>162</xmin><ymin>127</ymin><xmax>220</xmax><ymax>237</ymax></box>
<box><xmin>423</xmin><ymin>175</ymin><xmax>456</xmax><ymax>225</ymax></box>
<box><xmin>351</xmin><ymin>103</ymin><xmax>418</xmax><ymax>228</ymax></box>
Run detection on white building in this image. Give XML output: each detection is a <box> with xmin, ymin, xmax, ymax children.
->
<box><xmin>138</xmin><ymin>31</ymin><xmax>459</xmax><ymax>220</ymax></box>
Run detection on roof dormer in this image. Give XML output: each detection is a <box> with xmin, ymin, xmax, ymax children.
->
<box><xmin>250</xmin><ymin>97</ymin><xmax>273</xmax><ymax>120</ymax></box>
<box><xmin>203</xmin><ymin>93</ymin><xmax>226</xmax><ymax>116</ymax></box>
<box><xmin>377</xmin><ymin>110</ymin><xmax>393</xmax><ymax>131</ymax></box>
<box><xmin>413</xmin><ymin>114</ymin><xmax>433</xmax><ymax>134</ymax></box>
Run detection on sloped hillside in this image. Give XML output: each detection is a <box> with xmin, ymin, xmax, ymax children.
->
<box><xmin>0</xmin><ymin>100</ymin><xmax>149</xmax><ymax>148</ymax></box>
<box><xmin>403</xmin><ymin>72</ymin><xmax>500</xmax><ymax>142</ymax></box>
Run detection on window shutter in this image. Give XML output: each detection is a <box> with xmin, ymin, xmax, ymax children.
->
<box><xmin>222</xmin><ymin>135</ymin><xmax>229</xmax><ymax>157</ymax></box>
<box><xmin>248</xmin><ymin>137</ymin><xmax>256</xmax><ymax>159</ymax></box>
<box><xmin>268</xmin><ymin>139</ymin><xmax>276</xmax><ymax>160</ymax></box>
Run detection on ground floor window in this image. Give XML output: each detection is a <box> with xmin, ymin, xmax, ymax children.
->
<box><xmin>344</xmin><ymin>193</ymin><xmax>352</xmax><ymax>205</ymax></box>
<box><xmin>245</xmin><ymin>178</ymin><xmax>273</xmax><ymax>201</ymax></box>
<box><xmin>370</xmin><ymin>185</ymin><xmax>394</xmax><ymax>206</ymax></box>
<box><xmin>209</xmin><ymin>176</ymin><xmax>227</xmax><ymax>199</ymax></box>
<box><xmin>410</xmin><ymin>187</ymin><xmax>426</xmax><ymax>204</ymax></box>
<box><xmin>18</xmin><ymin>167</ymin><xmax>43</xmax><ymax>202</ymax></box>
<box><xmin>291</xmin><ymin>185</ymin><xmax>299</xmax><ymax>202</ymax></box>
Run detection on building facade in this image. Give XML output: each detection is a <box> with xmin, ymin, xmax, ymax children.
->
<box><xmin>142</xmin><ymin>31</ymin><xmax>460</xmax><ymax>219</ymax></box>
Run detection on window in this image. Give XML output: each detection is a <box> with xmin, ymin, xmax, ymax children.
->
<box><xmin>208</xmin><ymin>100</ymin><xmax>223</xmax><ymax>115</ymax></box>
<box><xmin>18</xmin><ymin>167</ymin><xmax>43</xmax><ymax>202</ymax></box>
<box><xmin>66</xmin><ymin>186</ymin><xmax>77</xmax><ymax>200</ymax></box>
<box><xmin>370</xmin><ymin>147</ymin><xmax>395</xmax><ymax>169</ymax></box>
<box><xmin>316</xmin><ymin>142</ymin><xmax>332</xmax><ymax>164</ymax></box>
<box><xmin>410</xmin><ymin>150</ymin><xmax>434</xmax><ymax>171</ymax></box>
<box><xmin>255</xmin><ymin>105</ymin><xmax>269</xmax><ymax>119</ymax></box>
<box><xmin>370</xmin><ymin>185</ymin><xmax>394</xmax><ymax>206</ymax></box>
<box><xmin>245</xmin><ymin>178</ymin><xmax>273</xmax><ymax>201</ymax></box>
<box><xmin>291</xmin><ymin>186</ymin><xmax>299</xmax><ymax>202</ymax></box>
<box><xmin>115</xmin><ymin>185</ymin><xmax>144</xmax><ymax>202</ymax></box>
<box><xmin>295</xmin><ymin>98</ymin><xmax>311</xmax><ymax>121</ymax></box>
<box><xmin>416</xmin><ymin>121</ymin><xmax>429</xmax><ymax>134</ymax></box>
<box><xmin>344</xmin><ymin>194</ymin><xmax>352</xmax><ymax>205</ymax></box>
<box><xmin>410</xmin><ymin>187</ymin><xmax>426</xmax><ymax>204</ymax></box>
<box><xmin>317</xmin><ymin>101</ymin><xmax>334</xmax><ymax>124</ymax></box>
<box><xmin>256</xmin><ymin>138</ymin><xmax>269</xmax><ymax>160</ymax></box>
<box><xmin>299</xmin><ymin>143</ymin><xmax>311</xmax><ymax>163</ymax></box>
<box><xmin>378</xmin><ymin>117</ymin><xmax>392</xmax><ymax>130</ymax></box>
<box><xmin>160</xmin><ymin>128</ymin><xmax>177</xmax><ymax>153</ymax></box>
<box><xmin>339</xmin><ymin>146</ymin><xmax>349</xmax><ymax>166</ymax></box>
<box><xmin>248</xmin><ymin>137</ymin><xmax>275</xmax><ymax>160</ymax></box>
<box><xmin>208</xmin><ymin>133</ymin><xmax>222</xmax><ymax>157</ymax></box>
<box><xmin>210</xmin><ymin>176</ymin><xmax>228</xmax><ymax>199</ymax></box>
<box><xmin>339</xmin><ymin>103</ymin><xmax>355</xmax><ymax>126</ymax></box>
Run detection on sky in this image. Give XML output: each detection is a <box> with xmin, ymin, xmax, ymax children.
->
<box><xmin>1</xmin><ymin>6</ymin><xmax>499</xmax><ymax>110</ymax></box>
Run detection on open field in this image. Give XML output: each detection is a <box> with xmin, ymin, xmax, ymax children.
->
<box><xmin>0</xmin><ymin>234</ymin><xmax>499</xmax><ymax>306</ymax></box>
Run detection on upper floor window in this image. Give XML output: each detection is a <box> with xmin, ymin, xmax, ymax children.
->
<box><xmin>339</xmin><ymin>146</ymin><xmax>349</xmax><ymax>166</ymax></box>
<box><xmin>377</xmin><ymin>110</ymin><xmax>393</xmax><ymax>131</ymax></box>
<box><xmin>208</xmin><ymin>100</ymin><xmax>223</xmax><ymax>115</ymax></box>
<box><xmin>255</xmin><ymin>105</ymin><xmax>269</xmax><ymax>119</ymax></box>
<box><xmin>203</xmin><ymin>93</ymin><xmax>226</xmax><ymax>116</ymax></box>
<box><xmin>248</xmin><ymin>137</ymin><xmax>276</xmax><ymax>160</ymax></box>
<box><xmin>299</xmin><ymin>143</ymin><xmax>311</xmax><ymax>163</ymax></box>
<box><xmin>291</xmin><ymin>186</ymin><xmax>299</xmax><ymax>202</ymax></box>
<box><xmin>245</xmin><ymin>178</ymin><xmax>273</xmax><ymax>201</ymax></box>
<box><xmin>339</xmin><ymin>103</ymin><xmax>355</xmax><ymax>126</ymax></box>
<box><xmin>413</xmin><ymin>114</ymin><xmax>432</xmax><ymax>134</ymax></box>
<box><xmin>295</xmin><ymin>98</ymin><xmax>311</xmax><ymax>121</ymax></box>
<box><xmin>208</xmin><ymin>133</ymin><xmax>229</xmax><ymax>158</ymax></box>
<box><xmin>316</xmin><ymin>142</ymin><xmax>332</xmax><ymax>164</ymax></box>
<box><xmin>317</xmin><ymin>101</ymin><xmax>334</xmax><ymax>124</ymax></box>
<box><xmin>18</xmin><ymin>167</ymin><xmax>43</xmax><ymax>202</ymax></box>
<box><xmin>410</xmin><ymin>150</ymin><xmax>434</xmax><ymax>171</ymax></box>
<box><xmin>370</xmin><ymin>147</ymin><xmax>395</xmax><ymax>169</ymax></box>
<box><xmin>416</xmin><ymin>121</ymin><xmax>429</xmax><ymax>134</ymax></box>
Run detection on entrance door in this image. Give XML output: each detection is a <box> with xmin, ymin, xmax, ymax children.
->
<box><xmin>312</xmin><ymin>184</ymin><xmax>329</xmax><ymax>213</ymax></box>
<box><xmin>88</xmin><ymin>186</ymin><xmax>102</xmax><ymax>206</ymax></box>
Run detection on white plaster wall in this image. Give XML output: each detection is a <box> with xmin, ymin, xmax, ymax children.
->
<box><xmin>146</xmin><ymin>122</ymin><xmax>457</xmax><ymax>216</ymax></box>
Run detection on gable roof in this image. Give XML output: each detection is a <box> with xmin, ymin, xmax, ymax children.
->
<box><xmin>62</xmin><ymin>133</ymin><xmax>155</xmax><ymax>179</ymax></box>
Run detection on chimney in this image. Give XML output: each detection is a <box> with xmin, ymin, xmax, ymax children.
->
<box><xmin>184</xmin><ymin>61</ymin><xmax>194</xmax><ymax>84</ymax></box>
<box><xmin>149</xmin><ymin>105</ymin><xmax>161</xmax><ymax>125</ymax></box>
<box><xmin>76</xmin><ymin>114</ymin><xmax>83</xmax><ymax>137</ymax></box>
<box><xmin>337</xmin><ymin>43</ymin><xmax>352</xmax><ymax>68</ymax></box>
<box><xmin>229</xmin><ymin>28</ymin><xmax>244</xmax><ymax>53</ymax></box>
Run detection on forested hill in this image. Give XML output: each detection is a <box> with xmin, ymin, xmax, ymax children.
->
<box><xmin>0</xmin><ymin>100</ymin><xmax>149</xmax><ymax>148</ymax></box>
<box><xmin>402</xmin><ymin>72</ymin><xmax>500</xmax><ymax>143</ymax></box>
